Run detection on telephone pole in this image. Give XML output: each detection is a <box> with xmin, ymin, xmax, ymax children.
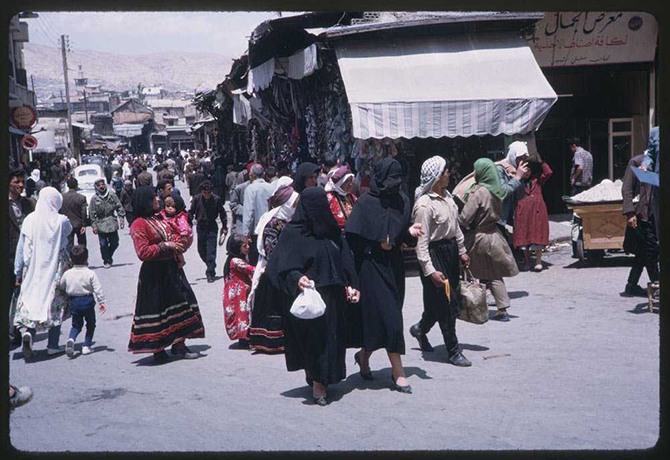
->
<box><xmin>61</xmin><ymin>34</ymin><xmax>77</xmax><ymax>162</ymax></box>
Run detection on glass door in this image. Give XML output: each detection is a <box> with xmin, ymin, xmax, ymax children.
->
<box><xmin>608</xmin><ymin>118</ymin><xmax>634</xmax><ymax>180</ymax></box>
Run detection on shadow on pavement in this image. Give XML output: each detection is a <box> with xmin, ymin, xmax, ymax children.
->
<box><xmin>419</xmin><ymin>344</ymin><xmax>487</xmax><ymax>363</ymax></box>
<box><xmin>563</xmin><ymin>255</ymin><xmax>633</xmax><ymax>270</ymax></box>
<box><xmin>488</xmin><ymin>309</ymin><xmax>519</xmax><ymax>320</ymax></box>
<box><xmin>509</xmin><ymin>291</ymin><xmax>529</xmax><ymax>300</ymax></box>
<box><xmin>130</xmin><ymin>344</ymin><xmax>212</xmax><ymax>366</ymax></box>
<box><xmin>12</xmin><ymin>349</ymin><xmax>68</xmax><ymax>363</ymax></box>
<box><xmin>279</xmin><ymin>365</ymin><xmax>432</xmax><ymax>406</ymax></box>
<box><xmin>628</xmin><ymin>302</ymin><xmax>657</xmax><ymax>315</ymax></box>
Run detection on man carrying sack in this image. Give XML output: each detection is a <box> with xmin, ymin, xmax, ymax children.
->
<box><xmin>409</xmin><ymin>156</ymin><xmax>472</xmax><ymax>367</ymax></box>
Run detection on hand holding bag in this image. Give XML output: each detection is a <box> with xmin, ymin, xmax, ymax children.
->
<box><xmin>458</xmin><ymin>268</ymin><xmax>488</xmax><ymax>324</ymax></box>
<box><xmin>290</xmin><ymin>283</ymin><xmax>327</xmax><ymax>319</ymax></box>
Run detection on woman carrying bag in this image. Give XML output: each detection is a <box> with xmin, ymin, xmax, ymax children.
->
<box><xmin>266</xmin><ymin>187</ymin><xmax>360</xmax><ymax>406</ymax></box>
<box><xmin>458</xmin><ymin>158</ymin><xmax>520</xmax><ymax>322</ymax></box>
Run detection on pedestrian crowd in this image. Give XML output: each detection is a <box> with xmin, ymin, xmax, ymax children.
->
<box><xmin>7</xmin><ymin>127</ymin><xmax>660</xmax><ymax>409</ymax></box>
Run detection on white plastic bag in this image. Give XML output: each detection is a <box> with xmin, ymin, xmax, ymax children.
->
<box><xmin>290</xmin><ymin>284</ymin><xmax>326</xmax><ymax>319</ymax></box>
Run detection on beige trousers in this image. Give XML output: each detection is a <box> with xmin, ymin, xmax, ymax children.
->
<box><xmin>485</xmin><ymin>279</ymin><xmax>510</xmax><ymax>311</ymax></box>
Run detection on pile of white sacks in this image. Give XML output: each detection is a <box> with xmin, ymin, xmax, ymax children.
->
<box><xmin>571</xmin><ymin>179</ymin><xmax>623</xmax><ymax>203</ymax></box>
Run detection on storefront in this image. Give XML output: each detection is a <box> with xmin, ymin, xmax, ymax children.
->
<box><xmin>525</xmin><ymin>12</ymin><xmax>658</xmax><ymax>213</ymax></box>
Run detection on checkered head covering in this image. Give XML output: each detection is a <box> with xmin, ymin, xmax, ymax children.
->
<box><xmin>414</xmin><ymin>156</ymin><xmax>447</xmax><ymax>201</ymax></box>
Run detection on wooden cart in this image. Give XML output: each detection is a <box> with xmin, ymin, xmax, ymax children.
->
<box><xmin>565</xmin><ymin>200</ymin><xmax>626</xmax><ymax>262</ymax></box>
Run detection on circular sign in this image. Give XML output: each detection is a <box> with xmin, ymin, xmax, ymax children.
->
<box><xmin>21</xmin><ymin>135</ymin><xmax>38</xmax><ymax>150</ymax></box>
<box><xmin>629</xmin><ymin>16</ymin><xmax>643</xmax><ymax>31</ymax></box>
<box><xmin>11</xmin><ymin>105</ymin><xmax>38</xmax><ymax>129</ymax></box>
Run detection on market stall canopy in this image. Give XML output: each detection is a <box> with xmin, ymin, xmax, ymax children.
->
<box><xmin>113</xmin><ymin>123</ymin><xmax>145</xmax><ymax>138</ymax></box>
<box><xmin>32</xmin><ymin>129</ymin><xmax>56</xmax><ymax>153</ymax></box>
<box><xmin>334</xmin><ymin>31</ymin><xmax>558</xmax><ymax>140</ymax></box>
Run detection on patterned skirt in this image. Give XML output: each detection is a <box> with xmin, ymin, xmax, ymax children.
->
<box><xmin>248</xmin><ymin>273</ymin><xmax>285</xmax><ymax>353</ymax></box>
<box><xmin>128</xmin><ymin>259</ymin><xmax>205</xmax><ymax>354</ymax></box>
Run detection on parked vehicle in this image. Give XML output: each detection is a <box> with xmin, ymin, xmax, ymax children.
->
<box><xmin>71</xmin><ymin>164</ymin><xmax>108</xmax><ymax>204</ymax></box>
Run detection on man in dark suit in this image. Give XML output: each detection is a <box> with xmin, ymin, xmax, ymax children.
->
<box><xmin>621</xmin><ymin>154</ymin><xmax>659</xmax><ymax>296</ymax></box>
<box><xmin>187</xmin><ymin>165</ymin><xmax>206</xmax><ymax>200</ymax></box>
<box><xmin>61</xmin><ymin>177</ymin><xmax>88</xmax><ymax>248</ymax></box>
<box><xmin>189</xmin><ymin>180</ymin><xmax>227</xmax><ymax>283</ymax></box>
<box><xmin>136</xmin><ymin>163</ymin><xmax>153</xmax><ymax>187</ymax></box>
<box><xmin>8</xmin><ymin>169</ymin><xmax>35</xmax><ymax>344</ymax></box>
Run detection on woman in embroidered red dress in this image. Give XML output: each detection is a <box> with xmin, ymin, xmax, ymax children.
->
<box><xmin>127</xmin><ymin>186</ymin><xmax>205</xmax><ymax>364</ymax></box>
<box><xmin>325</xmin><ymin>165</ymin><xmax>357</xmax><ymax>230</ymax></box>
<box><xmin>223</xmin><ymin>234</ymin><xmax>255</xmax><ymax>347</ymax></box>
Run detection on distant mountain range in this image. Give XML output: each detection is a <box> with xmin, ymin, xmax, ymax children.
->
<box><xmin>22</xmin><ymin>43</ymin><xmax>233</xmax><ymax>102</ymax></box>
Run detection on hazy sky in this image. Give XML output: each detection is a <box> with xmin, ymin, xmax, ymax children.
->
<box><xmin>26</xmin><ymin>11</ymin><xmax>285</xmax><ymax>56</ymax></box>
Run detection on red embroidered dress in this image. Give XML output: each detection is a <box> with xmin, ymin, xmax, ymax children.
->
<box><xmin>127</xmin><ymin>216</ymin><xmax>205</xmax><ymax>354</ymax></box>
<box><xmin>326</xmin><ymin>192</ymin><xmax>357</xmax><ymax>229</ymax></box>
<box><xmin>223</xmin><ymin>258</ymin><xmax>255</xmax><ymax>340</ymax></box>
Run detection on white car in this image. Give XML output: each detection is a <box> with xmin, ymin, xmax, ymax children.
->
<box><xmin>72</xmin><ymin>164</ymin><xmax>108</xmax><ymax>204</ymax></box>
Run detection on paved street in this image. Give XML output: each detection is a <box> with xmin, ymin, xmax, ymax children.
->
<box><xmin>9</xmin><ymin>180</ymin><xmax>659</xmax><ymax>452</ymax></box>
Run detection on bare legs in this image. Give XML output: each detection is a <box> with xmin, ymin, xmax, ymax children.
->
<box><xmin>357</xmin><ymin>349</ymin><xmax>408</xmax><ymax>386</ymax></box>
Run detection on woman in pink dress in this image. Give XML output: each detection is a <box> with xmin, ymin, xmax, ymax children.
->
<box><xmin>223</xmin><ymin>234</ymin><xmax>255</xmax><ymax>347</ymax></box>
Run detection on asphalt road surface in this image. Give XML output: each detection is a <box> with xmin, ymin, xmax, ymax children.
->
<box><xmin>8</xmin><ymin>179</ymin><xmax>659</xmax><ymax>452</ymax></box>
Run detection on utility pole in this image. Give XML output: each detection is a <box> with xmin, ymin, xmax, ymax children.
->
<box><xmin>83</xmin><ymin>88</ymin><xmax>89</xmax><ymax>125</ymax></box>
<box><xmin>61</xmin><ymin>34</ymin><xmax>77</xmax><ymax>163</ymax></box>
<box><xmin>30</xmin><ymin>74</ymin><xmax>35</xmax><ymax>93</ymax></box>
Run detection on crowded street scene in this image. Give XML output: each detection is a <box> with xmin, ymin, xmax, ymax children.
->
<box><xmin>5</xmin><ymin>10</ymin><xmax>662</xmax><ymax>452</ymax></box>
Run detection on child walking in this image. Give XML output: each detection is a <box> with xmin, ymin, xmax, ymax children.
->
<box><xmin>513</xmin><ymin>161</ymin><xmax>553</xmax><ymax>271</ymax></box>
<box><xmin>223</xmin><ymin>234</ymin><xmax>255</xmax><ymax>348</ymax></box>
<box><xmin>160</xmin><ymin>193</ymin><xmax>193</xmax><ymax>268</ymax></box>
<box><xmin>60</xmin><ymin>245</ymin><xmax>107</xmax><ymax>357</ymax></box>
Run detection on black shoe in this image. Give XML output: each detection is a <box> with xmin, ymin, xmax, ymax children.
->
<box><xmin>153</xmin><ymin>350</ymin><xmax>170</xmax><ymax>364</ymax></box>
<box><xmin>448</xmin><ymin>351</ymin><xmax>472</xmax><ymax>367</ymax></box>
<box><xmin>238</xmin><ymin>339</ymin><xmax>250</xmax><ymax>349</ymax></box>
<box><xmin>624</xmin><ymin>283</ymin><xmax>647</xmax><ymax>297</ymax></box>
<box><xmin>390</xmin><ymin>377</ymin><xmax>412</xmax><ymax>394</ymax></box>
<box><xmin>492</xmin><ymin>310</ymin><xmax>510</xmax><ymax>322</ymax></box>
<box><xmin>313</xmin><ymin>396</ymin><xmax>328</xmax><ymax>406</ymax></box>
<box><xmin>409</xmin><ymin>323</ymin><xmax>434</xmax><ymax>352</ymax></box>
<box><xmin>354</xmin><ymin>351</ymin><xmax>374</xmax><ymax>381</ymax></box>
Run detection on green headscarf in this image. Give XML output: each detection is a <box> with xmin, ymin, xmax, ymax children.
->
<box><xmin>464</xmin><ymin>158</ymin><xmax>505</xmax><ymax>202</ymax></box>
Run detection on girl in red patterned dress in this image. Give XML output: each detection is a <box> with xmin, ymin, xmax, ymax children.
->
<box><xmin>223</xmin><ymin>234</ymin><xmax>255</xmax><ymax>347</ymax></box>
<box><xmin>127</xmin><ymin>186</ymin><xmax>205</xmax><ymax>364</ymax></box>
<box><xmin>325</xmin><ymin>165</ymin><xmax>357</xmax><ymax>230</ymax></box>
<box><xmin>160</xmin><ymin>193</ymin><xmax>193</xmax><ymax>268</ymax></box>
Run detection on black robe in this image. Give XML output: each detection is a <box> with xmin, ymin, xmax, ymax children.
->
<box><xmin>345</xmin><ymin>158</ymin><xmax>414</xmax><ymax>354</ymax></box>
<box><xmin>266</xmin><ymin>187</ymin><xmax>359</xmax><ymax>385</ymax></box>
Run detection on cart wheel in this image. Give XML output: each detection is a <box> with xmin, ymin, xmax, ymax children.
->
<box><xmin>576</xmin><ymin>239</ymin><xmax>585</xmax><ymax>262</ymax></box>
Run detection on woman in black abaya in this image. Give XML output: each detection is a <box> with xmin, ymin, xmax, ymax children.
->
<box><xmin>266</xmin><ymin>187</ymin><xmax>360</xmax><ymax>406</ymax></box>
<box><xmin>345</xmin><ymin>158</ymin><xmax>423</xmax><ymax>394</ymax></box>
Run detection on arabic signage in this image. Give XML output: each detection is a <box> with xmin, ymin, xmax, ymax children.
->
<box><xmin>525</xmin><ymin>12</ymin><xmax>658</xmax><ymax>67</ymax></box>
<box><xmin>11</xmin><ymin>105</ymin><xmax>38</xmax><ymax>129</ymax></box>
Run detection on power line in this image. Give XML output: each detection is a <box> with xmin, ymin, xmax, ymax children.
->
<box><xmin>34</xmin><ymin>18</ymin><xmax>59</xmax><ymax>47</ymax></box>
<box><xmin>40</xmin><ymin>13</ymin><xmax>62</xmax><ymax>40</ymax></box>
<box><xmin>38</xmin><ymin>17</ymin><xmax>60</xmax><ymax>44</ymax></box>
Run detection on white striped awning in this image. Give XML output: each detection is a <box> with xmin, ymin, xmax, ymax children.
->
<box><xmin>334</xmin><ymin>31</ymin><xmax>558</xmax><ymax>140</ymax></box>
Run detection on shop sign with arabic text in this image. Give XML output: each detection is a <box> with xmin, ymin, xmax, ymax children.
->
<box><xmin>525</xmin><ymin>12</ymin><xmax>658</xmax><ymax>67</ymax></box>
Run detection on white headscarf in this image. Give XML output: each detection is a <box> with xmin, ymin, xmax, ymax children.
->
<box><xmin>30</xmin><ymin>169</ymin><xmax>41</xmax><ymax>182</ymax></box>
<box><xmin>15</xmin><ymin>187</ymin><xmax>72</xmax><ymax>324</ymax></box>
<box><xmin>415</xmin><ymin>156</ymin><xmax>447</xmax><ymax>201</ymax></box>
<box><xmin>248</xmin><ymin>189</ymin><xmax>299</xmax><ymax>311</ymax></box>
<box><xmin>506</xmin><ymin>141</ymin><xmax>529</xmax><ymax>167</ymax></box>
<box><xmin>324</xmin><ymin>169</ymin><xmax>355</xmax><ymax>197</ymax></box>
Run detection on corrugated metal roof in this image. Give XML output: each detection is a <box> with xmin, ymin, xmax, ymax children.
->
<box><xmin>322</xmin><ymin>11</ymin><xmax>544</xmax><ymax>38</ymax></box>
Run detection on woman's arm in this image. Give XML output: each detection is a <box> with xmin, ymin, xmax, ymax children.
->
<box><xmin>458</xmin><ymin>189</ymin><xmax>481</xmax><ymax>229</ymax></box>
<box><xmin>14</xmin><ymin>233</ymin><xmax>27</xmax><ymax>280</ymax></box>
<box><xmin>539</xmin><ymin>161</ymin><xmax>554</xmax><ymax>185</ymax></box>
<box><xmin>131</xmin><ymin>223</ymin><xmax>170</xmax><ymax>261</ymax></box>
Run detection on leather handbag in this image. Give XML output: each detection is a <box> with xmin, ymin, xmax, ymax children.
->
<box><xmin>457</xmin><ymin>268</ymin><xmax>488</xmax><ymax>324</ymax></box>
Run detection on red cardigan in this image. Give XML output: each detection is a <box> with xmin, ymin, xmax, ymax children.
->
<box><xmin>130</xmin><ymin>216</ymin><xmax>178</xmax><ymax>261</ymax></box>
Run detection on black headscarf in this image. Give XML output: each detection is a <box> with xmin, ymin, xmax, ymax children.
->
<box><xmin>169</xmin><ymin>192</ymin><xmax>186</xmax><ymax>214</ymax></box>
<box><xmin>132</xmin><ymin>186</ymin><xmax>157</xmax><ymax>218</ymax></box>
<box><xmin>224</xmin><ymin>234</ymin><xmax>247</xmax><ymax>278</ymax></box>
<box><xmin>345</xmin><ymin>158</ymin><xmax>410</xmax><ymax>246</ymax></box>
<box><xmin>266</xmin><ymin>187</ymin><xmax>357</xmax><ymax>296</ymax></box>
<box><xmin>294</xmin><ymin>162</ymin><xmax>320</xmax><ymax>193</ymax></box>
